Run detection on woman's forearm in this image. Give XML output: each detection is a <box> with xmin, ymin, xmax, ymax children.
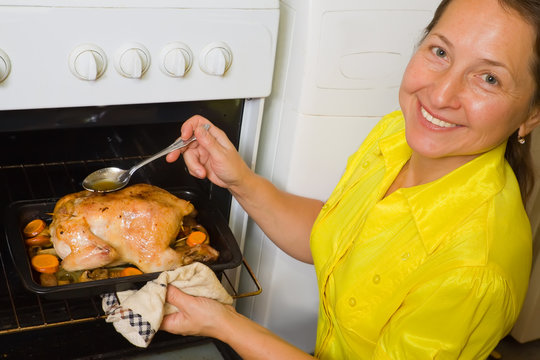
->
<box><xmin>216</xmin><ymin>307</ymin><xmax>315</xmax><ymax>360</ymax></box>
<box><xmin>229</xmin><ymin>171</ymin><xmax>323</xmax><ymax>263</ymax></box>
<box><xmin>161</xmin><ymin>287</ymin><xmax>314</xmax><ymax>359</ymax></box>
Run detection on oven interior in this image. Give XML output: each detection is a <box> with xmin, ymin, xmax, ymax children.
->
<box><xmin>0</xmin><ymin>100</ymin><xmax>245</xmax><ymax>359</ymax></box>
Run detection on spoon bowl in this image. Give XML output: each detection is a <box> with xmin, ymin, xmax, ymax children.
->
<box><xmin>82</xmin><ymin>167</ymin><xmax>131</xmax><ymax>192</ymax></box>
<box><xmin>82</xmin><ymin>125</ymin><xmax>208</xmax><ymax>193</ymax></box>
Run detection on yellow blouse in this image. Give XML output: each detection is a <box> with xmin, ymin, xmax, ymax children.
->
<box><xmin>310</xmin><ymin>111</ymin><xmax>532</xmax><ymax>359</ymax></box>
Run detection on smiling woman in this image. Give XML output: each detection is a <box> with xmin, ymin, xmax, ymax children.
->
<box><xmin>159</xmin><ymin>0</ymin><xmax>540</xmax><ymax>359</ymax></box>
<box><xmin>406</xmin><ymin>0</ymin><xmax>540</xmax><ymax>203</ymax></box>
<box><xmin>397</xmin><ymin>0</ymin><xmax>540</xmax><ymax>197</ymax></box>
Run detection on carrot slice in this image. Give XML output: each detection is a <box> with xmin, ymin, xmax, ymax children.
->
<box><xmin>25</xmin><ymin>234</ymin><xmax>51</xmax><ymax>247</ymax></box>
<box><xmin>119</xmin><ymin>267</ymin><xmax>143</xmax><ymax>277</ymax></box>
<box><xmin>31</xmin><ymin>254</ymin><xmax>59</xmax><ymax>274</ymax></box>
<box><xmin>23</xmin><ymin>219</ymin><xmax>46</xmax><ymax>238</ymax></box>
<box><xmin>186</xmin><ymin>231</ymin><xmax>206</xmax><ymax>247</ymax></box>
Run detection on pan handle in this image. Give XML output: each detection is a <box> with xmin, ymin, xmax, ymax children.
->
<box><xmin>222</xmin><ymin>257</ymin><xmax>262</xmax><ymax>299</ymax></box>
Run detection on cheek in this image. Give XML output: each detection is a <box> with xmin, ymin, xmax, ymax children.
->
<box><xmin>464</xmin><ymin>100</ymin><xmax>528</xmax><ymax>151</ymax></box>
<box><xmin>399</xmin><ymin>58</ymin><xmax>426</xmax><ymax>102</ymax></box>
<box><xmin>468</xmin><ymin>97</ymin><xmax>524</xmax><ymax>133</ymax></box>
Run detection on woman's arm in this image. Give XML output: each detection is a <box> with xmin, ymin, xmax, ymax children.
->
<box><xmin>228</xmin><ymin>171</ymin><xmax>322</xmax><ymax>264</ymax></box>
<box><xmin>160</xmin><ymin>286</ymin><xmax>315</xmax><ymax>360</ymax></box>
<box><xmin>167</xmin><ymin>115</ymin><xmax>323</xmax><ymax>263</ymax></box>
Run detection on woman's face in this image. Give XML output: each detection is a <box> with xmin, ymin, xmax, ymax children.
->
<box><xmin>399</xmin><ymin>0</ymin><xmax>538</xmax><ymax>163</ymax></box>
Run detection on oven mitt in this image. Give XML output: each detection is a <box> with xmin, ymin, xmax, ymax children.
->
<box><xmin>101</xmin><ymin>262</ymin><xmax>233</xmax><ymax>348</ymax></box>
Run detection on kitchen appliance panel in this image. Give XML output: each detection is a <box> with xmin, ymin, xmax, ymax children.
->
<box><xmin>0</xmin><ymin>6</ymin><xmax>278</xmax><ymax>110</ymax></box>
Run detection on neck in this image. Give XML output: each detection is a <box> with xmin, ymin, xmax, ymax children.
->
<box><xmin>385</xmin><ymin>153</ymin><xmax>478</xmax><ymax>197</ymax></box>
<box><xmin>409</xmin><ymin>153</ymin><xmax>478</xmax><ymax>184</ymax></box>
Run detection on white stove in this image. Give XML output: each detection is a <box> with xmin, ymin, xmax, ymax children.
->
<box><xmin>0</xmin><ymin>0</ymin><xmax>278</xmax><ymax>110</ymax></box>
<box><xmin>0</xmin><ymin>1</ymin><xmax>279</xmax><ymax>358</ymax></box>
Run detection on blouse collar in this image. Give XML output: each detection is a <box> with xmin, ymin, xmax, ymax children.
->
<box><xmin>378</xmin><ymin>129</ymin><xmax>508</xmax><ymax>254</ymax></box>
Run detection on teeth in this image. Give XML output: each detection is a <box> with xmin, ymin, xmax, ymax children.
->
<box><xmin>421</xmin><ymin>107</ymin><xmax>457</xmax><ymax>128</ymax></box>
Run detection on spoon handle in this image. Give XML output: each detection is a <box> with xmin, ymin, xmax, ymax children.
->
<box><xmin>127</xmin><ymin>135</ymin><xmax>197</xmax><ymax>177</ymax></box>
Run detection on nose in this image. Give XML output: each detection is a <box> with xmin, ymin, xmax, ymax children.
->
<box><xmin>428</xmin><ymin>69</ymin><xmax>462</xmax><ymax>109</ymax></box>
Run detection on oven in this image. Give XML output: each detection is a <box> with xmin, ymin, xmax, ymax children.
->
<box><xmin>0</xmin><ymin>1</ymin><xmax>279</xmax><ymax>358</ymax></box>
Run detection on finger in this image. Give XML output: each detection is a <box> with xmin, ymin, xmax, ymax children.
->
<box><xmin>179</xmin><ymin>115</ymin><xmax>197</xmax><ymax>140</ymax></box>
<box><xmin>165</xmin><ymin>138</ymin><xmax>197</xmax><ymax>163</ymax></box>
<box><xmin>160</xmin><ymin>312</ymin><xmax>183</xmax><ymax>334</ymax></box>
<box><xmin>168</xmin><ymin>115</ymin><xmax>206</xmax><ymax>163</ymax></box>
<box><xmin>193</xmin><ymin>124</ymin><xmax>234</xmax><ymax>165</ymax></box>
<box><xmin>182</xmin><ymin>147</ymin><xmax>208</xmax><ymax>178</ymax></box>
<box><xmin>165</xmin><ymin>284</ymin><xmax>189</xmax><ymax>306</ymax></box>
<box><xmin>181</xmin><ymin>115</ymin><xmax>212</xmax><ymax>141</ymax></box>
<box><xmin>196</xmin><ymin>122</ymin><xmax>236</xmax><ymax>152</ymax></box>
<box><xmin>166</xmin><ymin>140</ymin><xmax>198</xmax><ymax>163</ymax></box>
<box><xmin>160</xmin><ymin>286</ymin><xmax>192</xmax><ymax>334</ymax></box>
<box><xmin>166</xmin><ymin>148</ymin><xmax>181</xmax><ymax>163</ymax></box>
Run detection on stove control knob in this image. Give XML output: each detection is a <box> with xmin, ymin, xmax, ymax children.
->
<box><xmin>114</xmin><ymin>43</ymin><xmax>151</xmax><ymax>79</ymax></box>
<box><xmin>160</xmin><ymin>42</ymin><xmax>192</xmax><ymax>78</ymax></box>
<box><xmin>68</xmin><ymin>44</ymin><xmax>107</xmax><ymax>81</ymax></box>
<box><xmin>199</xmin><ymin>42</ymin><xmax>232</xmax><ymax>76</ymax></box>
<box><xmin>0</xmin><ymin>49</ymin><xmax>11</xmax><ymax>83</ymax></box>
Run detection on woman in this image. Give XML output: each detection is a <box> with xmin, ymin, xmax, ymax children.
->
<box><xmin>162</xmin><ymin>0</ymin><xmax>540</xmax><ymax>358</ymax></box>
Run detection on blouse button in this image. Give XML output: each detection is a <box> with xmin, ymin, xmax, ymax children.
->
<box><xmin>401</xmin><ymin>252</ymin><xmax>410</xmax><ymax>261</ymax></box>
<box><xmin>362</xmin><ymin>161</ymin><xmax>370</xmax><ymax>168</ymax></box>
<box><xmin>372</xmin><ymin>274</ymin><xmax>381</xmax><ymax>284</ymax></box>
<box><xmin>348</xmin><ymin>297</ymin><xmax>357</xmax><ymax>307</ymax></box>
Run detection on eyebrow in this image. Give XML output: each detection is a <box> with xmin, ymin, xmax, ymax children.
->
<box><xmin>431</xmin><ymin>33</ymin><xmax>454</xmax><ymax>52</ymax></box>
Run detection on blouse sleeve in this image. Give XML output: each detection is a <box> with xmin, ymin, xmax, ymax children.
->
<box><xmin>372</xmin><ymin>266</ymin><xmax>517</xmax><ymax>360</ymax></box>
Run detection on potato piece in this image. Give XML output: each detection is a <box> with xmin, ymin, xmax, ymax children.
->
<box><xmin>57</xmin><ymin>272</ymin><xmax>76</xmax><ymax>285</ymax></box>
<box><xmin>79</xmin><ymin>268</ymin><xmax>109</xmax><ymax>282</ymax></box>
<box><xmin>40</xmin><ymin>273</ymin><xmax>58</xmax><ymax>287</ymax></box>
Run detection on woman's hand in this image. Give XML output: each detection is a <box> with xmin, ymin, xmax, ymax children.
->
<box><xmin>167</xmin><ymin>115</ymin><xmax>321</xmax><ymax>264</ymax></box>
<box><xmin>161</xmin><ymin>285</ymin><xmax>315</xmax><ymax>360</ymax></box>
<box><xmin>166</xmin><ymin>115</ymin><xmax>251</xmax><ymax>190</ymax></box>
<box><xmin>160</xmin><ymin>285</ymin><xmax>234</xmax><ymax>338</ymax></box>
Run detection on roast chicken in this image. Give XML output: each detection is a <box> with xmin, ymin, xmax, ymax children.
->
<box><xmin>49</xmin><ymin>183</ymin><xmax>217</xmax><ymax>273</ymax></box>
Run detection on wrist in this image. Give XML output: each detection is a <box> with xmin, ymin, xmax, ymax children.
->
<box><xmin>228</xmin><ymin>166</ymin><xmax>258</xmax><ymax>199</ymax></box>
<box><xmin>210</xmin><ymin>306</ymin><xmax>243</xmax><ymax>343</ymax></box>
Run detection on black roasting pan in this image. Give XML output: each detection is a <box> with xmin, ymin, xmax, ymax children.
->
<box><xmin>5</xmin><ymin>187</ymin><xmax>242</xmax><ymax>300</ymax></box>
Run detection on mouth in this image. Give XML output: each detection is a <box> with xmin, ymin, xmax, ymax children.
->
<box><xmin>420</xmin><ymin>107</ymin><xmax>458</xmax><ymax>128</ymax></box>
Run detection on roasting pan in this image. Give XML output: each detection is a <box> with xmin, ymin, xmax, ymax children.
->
<box><xmin>4</xmin><ymin>187</ymin><xmax>242</xmax><ymax>299</ymax></box>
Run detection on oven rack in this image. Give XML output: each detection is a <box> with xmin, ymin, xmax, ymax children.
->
<box><xmin>0</xmin><ymin>257</ymin><xmax>260</xmax><ymax>335</ymax></box>
<box><xmin>0</xmin><ymin>155</ymin><xmax>261</xmax><ymax>336</ymax></box>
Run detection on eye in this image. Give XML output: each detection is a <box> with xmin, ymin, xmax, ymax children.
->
<box><xmin>481</xmin><ymin>73</ymin><xmax>499</xmax><ymax>86</ymax></box>
<box><xmin>431</xmin><ymin>46</ymin><xmax>447</xmax><ymax>59</ymax></box>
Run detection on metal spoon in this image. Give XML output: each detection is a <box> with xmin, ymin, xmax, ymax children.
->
<box><xmin>82</xmin><ymin>125</ymin><xmax>208</xmax><ymax>193</ymax></box>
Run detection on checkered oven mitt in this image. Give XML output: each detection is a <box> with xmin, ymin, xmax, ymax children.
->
<box><xmin>101</xmin><ymin>262</ymin><xmax>233</xmax><ymax>348</ymax></box>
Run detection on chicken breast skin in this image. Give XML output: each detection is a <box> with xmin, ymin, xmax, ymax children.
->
<box><xmin>49</xmin><ymin>184</ymin><xmax>195</xmax><ymax>273</ymax></box>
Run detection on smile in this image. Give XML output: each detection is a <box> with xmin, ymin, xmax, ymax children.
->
<box><xmin>421</xmin><ymin>107</ymin><xmax>457</xmax><ymax>128</ymax></box>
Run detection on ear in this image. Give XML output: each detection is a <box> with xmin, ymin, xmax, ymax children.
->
<box><xmin>519</xmin><ymin>106</ymin><xmax>540</xmax><ymax>137</ymax></box>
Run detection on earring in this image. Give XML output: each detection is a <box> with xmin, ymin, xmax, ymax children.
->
<box><xmin>518</xmin><ymin>135</ymin><xmax>526</xmax><ymax>145</ymax></box>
